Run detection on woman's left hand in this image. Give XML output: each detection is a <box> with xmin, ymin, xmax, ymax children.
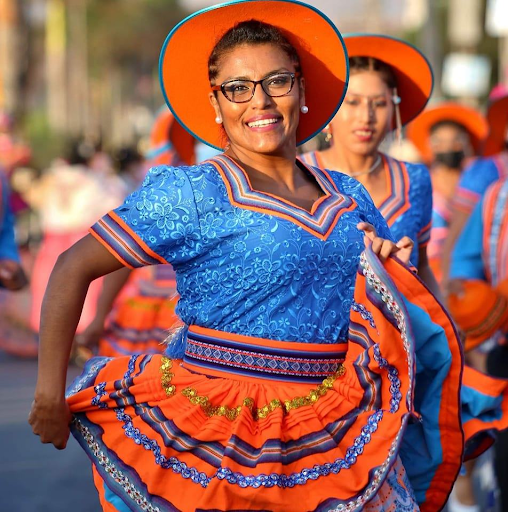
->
<box><xmin>357</xmin><ymin>222</ymin><xmax>414</xmax><ymax>265</ymax></box>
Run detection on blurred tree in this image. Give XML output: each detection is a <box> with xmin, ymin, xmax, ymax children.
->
<box><xmin>87</xmin><ymin>0</ymin><xmax>186</xmax><ymax>75</ymax></box>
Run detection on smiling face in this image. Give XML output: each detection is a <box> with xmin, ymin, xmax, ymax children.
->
<box><xmin>330</xmin><ymin>71</ymin><xmax>393</xmax><ymax>157</ymax></box>
<box><xmin>209</xmin><ymin>43</ymin><xmax>305</xmax><ymax>157</ymax></box>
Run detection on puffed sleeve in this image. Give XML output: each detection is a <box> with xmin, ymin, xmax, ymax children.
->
<box><xmin>0</xmin><ymin>174</ymin><xmax>20</xmax><ymax>262</ymax></box>
<box><xmin>89</xmin><ymin>166</ymin><xmax>202</xmax><ymax>268</ymax></box>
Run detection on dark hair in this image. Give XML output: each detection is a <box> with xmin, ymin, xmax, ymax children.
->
<box><xmin>348</xmin><ymin>56</ymin><xmax>397</xmax><ymax>89</ymax></box>
<box><xmin>430</xmin><ymin>120</ymin><xmax>468</xmax><ymax>136</ymax></box>
<box><xmin>208</xmin><ymin>20</ymin><xmax>301</xmax><ymax>83</ymax></box>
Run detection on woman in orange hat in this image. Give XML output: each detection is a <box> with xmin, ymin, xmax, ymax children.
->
<box><xmin>448</xmin><ymin>177</ymin><xmax>508</xmax><ymax>511</ymax></box>
<box><xmin>406</xmin><ymin>103</ymin><xmax>488</xmax><ymax>283</ymax></box>
<box><xmin>441</xmin><ymin>93</ymin><xmax>508</xmax><ymax>292</ymax></box>
<box><xmin>300</xmin><ymin>34</ymin><xmax>440</xmax><ymax>292</ymax></box>
<box><xmin>27</xmin><ymin>2</ymin><xmax>508</xmax><ymax>510</ymax></box>
<box><xmin>75</xmin><ymin>109</ymin><xmax>194</xmax><ymax>358</ymax></box>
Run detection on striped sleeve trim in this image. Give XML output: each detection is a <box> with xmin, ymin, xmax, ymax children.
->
<box><xmin>417</xmin><ymin>220</ymin><xmax>432</xmax><ymax>247</ymax></box>
<box><xmin>453</xmin><ymin>188</ymin><xmax>480</xmax><ymax>214</ymax></box>
<box><xmin>89</xmin><ymin>211</ymin><xmax>168</xmax><ymax>268</ymax></box>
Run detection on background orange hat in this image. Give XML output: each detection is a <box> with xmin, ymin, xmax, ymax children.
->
<box><xmin>483</xmin><ymin>94</ymin><xmax>508</xmax><ymax>157</ymax></box>
<box><xmin>344</xmin><ymin>33</ymin><xmax>433</xmax><ymax>126</ymax></box>
<box><xmin>406</xmin><ymin>102</ymin><xmax>488</xmax><ymax>163</ymax></box>
<box><xmin>159</xmin><ymin>0</ymin><xmax>349</xmax><ymax>150</ymax></box>
<box><xmin>448</xmin><ymin>279</ymin><xmax>508</xmax><ymax>352</ymax></box>
<box><xmin>147</xmin><ymin>107</ymin><xmax>195</xmax><ymax>166</ymax></box>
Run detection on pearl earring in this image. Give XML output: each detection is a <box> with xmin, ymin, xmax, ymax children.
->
<box><xmin>300</xmin><ymin>105</ymin><xmax>309</xmax><ymax>114</ymax></box>
<box><xmin>215</xmin><ymin>116</ymin><xmax>222</xmax><ymax>124</ymax></box>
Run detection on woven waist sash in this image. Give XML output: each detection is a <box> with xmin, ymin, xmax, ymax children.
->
<box><xmin>183</xmin><ymin>325</ymin><xmax>347</xmax><ymax>383</ymax></box>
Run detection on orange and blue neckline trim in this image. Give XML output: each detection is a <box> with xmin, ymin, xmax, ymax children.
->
<box><xmin>300</xmin><ymin>152</ymin><xmax>410</xmax><ymax>227</ymax></box>
<box><xmin>208</xmin><ymin>154</ymin><xmax>357</xmax><ymax>240</ymax></box>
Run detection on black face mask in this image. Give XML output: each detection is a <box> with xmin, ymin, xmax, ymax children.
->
<box><xmin>434</xmin><ymin>150</ymin><xmax>465</xmax><ymax>169</ymax></box>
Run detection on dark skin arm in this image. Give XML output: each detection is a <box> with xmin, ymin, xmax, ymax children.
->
<box><xmin>75</xmin><ymin>267</ymin><xmax>133</xmax><ymax>350</ymax></box>
<box><xmin>28</xmin><ymin>234</ymin><xmax>124</xmax><ymax>449</ymax></box>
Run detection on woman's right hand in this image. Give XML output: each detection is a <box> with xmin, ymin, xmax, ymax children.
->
<box><xmin>28</xmin><ymin>396</ymin><xmax>72</xmax><ymax>450</ymax></box>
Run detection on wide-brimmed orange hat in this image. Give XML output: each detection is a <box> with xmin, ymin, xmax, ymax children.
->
<box><xmin>159</xmin><ymin>0</ymin><xmax>348</xmax><ymax>150</ymax></box>
<box><xmin>483</xmin><ymin>94</ymin><xmax>508</xmax><ymax>157</ymax></box>
<box><xmin>448</xmin><ymin>279</ymin><xmax>508</xmax><ymax>351</ymax></box>
<box><xmin>344</xmin><ymin>33</ymin><xmax>433</xmax><ymax>126</ymax></box>
<box><xmin>406</xmin><ymin>102</ymin><xmax>488</xmax><ymax>163</ymax></box>
<box><xmin>146</xmin><ymin>107</ymin><xmax>195</xmax><ymax>166</ymax></box>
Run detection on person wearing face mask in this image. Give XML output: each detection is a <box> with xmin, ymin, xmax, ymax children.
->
<box><xmin>406</xmin><ymin>103</ymin><xmax>489</xmax><ymax>283</ymax></box>
<box><xmin>441</xmin><ymin>93</ymin><xmax>508</xmax><ymax>296</ymax></box>
<box><xmin>300</xmin><ymin>34</ymin><xmax>440</xmax><ymax>297</ymax></box>
<box><xmin>76</xmin><ymin>108</ymin><xmax>197</xmax><ymax>358</ymax></box>
<box><xmin>27</xmin><ymin>2</ymin><xmax>508</xmax><ymax>510</ymax></box>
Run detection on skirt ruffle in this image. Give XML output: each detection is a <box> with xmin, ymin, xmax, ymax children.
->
<box><xmin>99</xmin><ymin>295</ymin><xmax>181</xmax><ymax>357</ymax></box>
<box><xmin>66</xmin><ymin>248</ymin><xmax>463</xmax><ymax>512</ymax></box>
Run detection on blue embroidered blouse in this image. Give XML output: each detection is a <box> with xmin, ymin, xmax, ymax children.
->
<box><xmin>91</xmin><ymin>155</ymin><xmax>392</xmax><ymax>345</ymax></box>
<box><xmin>299</xmin><ymin>152</ymin><xmax>433</xmax><ymax>266</ymax></box>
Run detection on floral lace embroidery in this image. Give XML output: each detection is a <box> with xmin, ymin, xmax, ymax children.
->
<box><xmin>95</xmin><ymin>164</ymin><xmax>394</xmax><ymax>346</ymax></box>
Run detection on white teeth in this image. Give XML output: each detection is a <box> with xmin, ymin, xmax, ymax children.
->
<box><xmin>356</xmin><ymin>130</ymin><xmax>372</xmax><ymax>136</ymax></box>
<box><xmin>247</xmin><ymin>118</ymin><xmax>279</xmax><ymax>128</ymax></box>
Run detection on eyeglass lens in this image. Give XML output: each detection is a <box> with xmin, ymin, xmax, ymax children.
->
<box><xmin>223</xmin><ymin>73</ymin><xmax>294</xmax><ymax>102</ymax></box>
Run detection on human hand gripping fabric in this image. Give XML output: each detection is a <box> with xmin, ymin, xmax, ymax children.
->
<box><xmin>357</xmin><ymin>222</ymin><xmax>414</xmax><ymax>265</ymax></box>
<box><xmin>28</xmin><ymin>396</ymin><xmax>72</xmax><ymax>450</ymax></box>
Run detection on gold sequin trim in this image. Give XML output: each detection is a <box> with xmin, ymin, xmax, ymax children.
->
<box><xmin>160</xmin><ymin>357</ymin><xmax>176</xmax><ymax>396</ymax></box>
<box><xmin>160</xmin><ymin>356</ymin><xmax>346</xmax><ymax>421</ymax></box>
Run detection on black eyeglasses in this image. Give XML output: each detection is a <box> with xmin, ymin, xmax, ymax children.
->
<box><xmin>212</xmin><ymin>72</ymin><xmax>300</xmax><ymax>103</ymax></box>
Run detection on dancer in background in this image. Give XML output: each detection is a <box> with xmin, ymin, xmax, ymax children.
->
<box><xmin>441</xmin><ymin>93</ymin><xmax>508</xmax><ymax>292</ymax></box>
<box><xmin>27</xmin><ymin>141</ymin><xmax>125</xmax><ymax>338</ymax></box>
<box><xmin>300</xmin><ymin>34</ymin><xmax>439</xmax><ymax>294</ymax></box>
<box><xmin>406</xmin><ymin>102</ymin><xmax>488</xmax><ymax>283</ymax></box>
<box><xmin>449</xmin><ymin>178</ymin><xmax>508</xmax><ymax>512</ymax></box>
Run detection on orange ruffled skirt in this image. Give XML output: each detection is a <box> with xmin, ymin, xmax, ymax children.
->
<box><xmin>67</xmin><ymin>249</ymin><xmax>502</xmax><ymax>511</ymax></box>
<box><xmin>99</xmin><ymin>295</ymin><xmax>181</xmax><ymax>357</ymax></box>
